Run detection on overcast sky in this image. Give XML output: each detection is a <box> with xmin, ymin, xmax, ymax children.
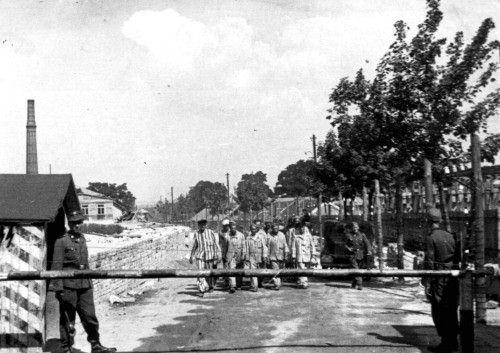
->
<box><xmin>0</xmin><ymin>0</ymin><xmax>498</xmax><ymax>204</ymax></box>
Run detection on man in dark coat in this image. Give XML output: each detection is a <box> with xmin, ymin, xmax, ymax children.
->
<box><xmin>49</xmin><ymin>211</ymin><xmax>116</xmax><ymax>353</ymax></box>
<box><xmin>424</xmin><ymin>208</ymin><xmax>459</xmax><ymax>353</ymax></box>
<box><xmin>344</xmin><ymin>222</ymin><xmax>372</xmax><ymax>290</ymax></box>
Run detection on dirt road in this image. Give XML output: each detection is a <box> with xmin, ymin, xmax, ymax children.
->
<box><xmin>65</xmin><ymin>275</ymin><xmax>500</xmax><ymax>353</ymax></box>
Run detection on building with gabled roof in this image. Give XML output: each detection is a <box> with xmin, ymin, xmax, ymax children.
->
<box><xmin>77</xmin><ymin>187</ymin><xmax>126</xmax><ymax>222</ymax></box>
<box><xmin>0</xmin><ymin>173</ymin><xmax>81</xmax><ymax>352</ymax></box>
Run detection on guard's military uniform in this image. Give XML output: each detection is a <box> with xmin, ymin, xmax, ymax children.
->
<box><xmin>345</xmin><ymin>229</ymin><xmax>372</xmax><ymax>289</ymax></box>
<box><xmin>49</xmin><ymin>211</ymin><xmax>115</xmax><ymax>353</ymax></box>
<box><xmin>425</xmin><ymin>227</ymin><xmax>459</xmax><ymax>351</ymax></box>
<box><xmin>49</xmin><ymin>230</ymin><xmax>99</xmax><ymax>351</ymax></box>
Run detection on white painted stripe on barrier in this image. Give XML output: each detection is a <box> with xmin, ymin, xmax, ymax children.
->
<box><xmin>1</xmin><ymin>282</ymin><xmax>41</xmax><ymax>309</ymax></box>
<box><xmin>10</xmin><ymin>236</ymin><xmax>41</xmax><ymax>261</ymax></box>
<box><xmin>0</xmin><ymin>298</ymin><xmax>41</xmax><ymax>332</ymax></box>
<box><xmin>0</xmin><ymin>252</ymin><xmax>36</xmax><ymax>272</ymax></box>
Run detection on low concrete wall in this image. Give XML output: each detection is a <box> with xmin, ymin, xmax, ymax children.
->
<box><xmin>89</xmin><ymin>229</ymin><xmax>190</xmax><ymax>301</ymax></box>
<box><xmin>45</xmin><ymin>228</ymin><xmax>191</xmax><ymax>344</ymax></box>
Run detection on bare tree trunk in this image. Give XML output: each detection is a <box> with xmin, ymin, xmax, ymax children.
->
<box><xmin>471</xmin><ymin>133</ymin><xmax>486</xmax><ymax>323</ymax></box>
<box><xmin>374</xmin><ymin>179</ymin><xmax>384</xmax><ymax>270</ymax></box>
<box><xmin>338</xmin><ymin>191</ymin><xmax>344</xmax><ymax>221</ymax></box>
<box><xmin>395</xmin><ymin>179</ymin><xmax>404</xmax><ymax>271</ymax></box>
<box><xmin>362</xmin><ymin>184</ymin><xmax>369</xmax><ymax>222</ymax></box>
<box><xmin>438</xmin><ymin>182</ymin><xmax>451</xmax><ymax>233</ymax></box>
<box><xmin>317</xmin><ymin>193</ymin><xmax>323</xmax><ymax>239</ymax></box>
<box><xmin>424</xmin><ymin>158</ymin><xmax>434</xmax><ymax>210</ymax></box>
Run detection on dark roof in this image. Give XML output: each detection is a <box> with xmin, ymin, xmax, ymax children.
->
<box><xmin>0</xmin><ymin>174</ymin><xmax>80</xmax><ymax>224</ymax></box>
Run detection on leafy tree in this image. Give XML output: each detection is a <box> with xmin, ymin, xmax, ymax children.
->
<box><xmin>205</xmin><ymin>182</ymin><xmax>229</xmax><ymax>218</ymax></box>
<box><xmin>87</xmin><ymin>182</ymin><xmax>136</xmax><ymax>211</ymax></box>
<box><xmin>187</xmin><ymin>180</ymin><xmax>228</xmax><ymax>218</ymax></box>
<box><xmin>155</xmin><ymin>200</ymin><xmax>171</xmax><ymax>222</ymax></box>
<box><xmin>236</xmin><ymin>171</ymin><xmax>273</xmax><ymax>214</ymax></box>
<box><xmin>275</xmin><ymin>160</ymin><xmax>319</xmax><ymax>197</ymax></box>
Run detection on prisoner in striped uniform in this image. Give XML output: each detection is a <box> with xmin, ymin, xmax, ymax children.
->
<box><xmin>189</xmin><ymin>219</ymin><xmax>221</xmax><ymax>295</ymax></box>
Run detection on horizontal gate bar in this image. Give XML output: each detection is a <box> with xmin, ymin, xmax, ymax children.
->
<box><xmin>0</xmin><ymin>268</ymin><xmax>495</xmax><ymax>281</ymax></box>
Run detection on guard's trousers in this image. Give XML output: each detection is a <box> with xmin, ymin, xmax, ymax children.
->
<box><xmin>58</xmin><ymin>288</ymin><xmax>99</xmax><ymax>348</ymax></box>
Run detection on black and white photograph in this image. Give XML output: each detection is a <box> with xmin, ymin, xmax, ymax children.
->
<box><xmin>0</xmin><ymin>1</ymin><xmax>500</xmax><ymax>353</ymax></box>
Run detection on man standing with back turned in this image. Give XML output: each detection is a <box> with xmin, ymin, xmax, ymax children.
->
<box><xmin>424</xmin><ymin>208</ymin><xmax>459</xmax><ymax>353</ymax></box>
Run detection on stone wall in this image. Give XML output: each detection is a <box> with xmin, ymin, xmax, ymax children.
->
<box><xmin>88</xmin><ymin>228</ymin><xmax>190</xmax><ymax>301</ymax></box>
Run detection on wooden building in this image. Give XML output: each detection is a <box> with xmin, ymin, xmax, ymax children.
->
<box><xmin>0</xmin><ymin>174</ymin><xmax>80</xmax><ymax>352</ymax></box>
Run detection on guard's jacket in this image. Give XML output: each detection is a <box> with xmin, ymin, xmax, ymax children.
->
<box><xmin>424</xmin><ymin>228</ymin><xmax>459</xmax><ymax>303</ymax></box>
<box><xmin>245</xmin><ymin>233</ymin><xmax>268</xmax><ymax>263</ymax></box>
<box><xmin>266</xmin><ymin>231</ymin><xmax>289</xmax><ymax>261</ymax></box>
<box><xmin>49</xmin><ymin>230</ymin><xmax>92</xmax><ymax>292</ymax></box>
<box><xmin>222</xmin><ymin>230</ymin><xmax>246</xmax><ymax>263</ymax></box>
<box><xmin>345</xmin><ymin>231</ymin><xmax>372</xmax><ymax>260</ymax></box>
<box><xmin>291</xmin><ymin>231</ymin><xmax>316</xmax><ymax>263</ymax></box>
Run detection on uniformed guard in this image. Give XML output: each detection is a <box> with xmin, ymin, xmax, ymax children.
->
<box><xmin>266</xmin><ymin>223</ymin><xmax>289</xmax><ymax>290</ymax></box>
<box><xmin>245</xmin><ymin>225</ymin><xmax>268</xmax><ymax>292</ymax></box>
<box><xmin>189</xmin><ymin>219</ymin><xmax>221</xmax><ymax>295</ymax></box>
<box><xmin>344</xmin><ymin>222</ymin><xmax>372</xmax><ymax>290</ymax></box>
<box><xmin>424</xmin><ymin>208</ymin><xmax>459</xmax><ymax>353</ymax></box>
<box><xmin>290</xmin><ymin>222</ymin><xmax>316</xmax><ymax>289</ymax></box>
<box><xmin>49</xmin><ymin>211</ymin><xmax>116</xmax><ymax>353</ymax></box>
<box><xmin>221</xmin><ymin>221</ymin><xmax>246</xmax><ymax>293</ymax></box>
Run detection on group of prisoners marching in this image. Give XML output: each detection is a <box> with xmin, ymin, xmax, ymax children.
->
<box><xmin>188</xmin><ymin>212</ymin><xmax>373</xmax><ymax>295</ymax></box>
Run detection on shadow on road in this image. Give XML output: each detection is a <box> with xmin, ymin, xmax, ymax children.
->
<box><xmin>368</xmin><ymin>325</ymin><xmax>436</xmax><ymax>352</ymax></box>
<box><xmin>119</xmin><ymin>343</ymin><xmax>418</xmax><ymax>352</ymax></box>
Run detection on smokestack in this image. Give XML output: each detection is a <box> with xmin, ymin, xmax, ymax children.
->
<box><xmin>26</xmin><ymin>99</ymin><xmax>38</xmax><ymax>175</ymax></box>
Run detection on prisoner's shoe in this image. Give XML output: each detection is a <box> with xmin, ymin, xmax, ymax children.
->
<box><xmin>250</xmin><ymin>287</ymin><xmax>258</xmax><ymax>292</ymax></box>
<box><xmin>356</xmin><ymin>285</ymin><xmax>363</xmax><ymax>291</ymax></box>
<box><xmin>229</xmin><ymin>287</ymin><xmax>236</xmax><ymax>294</ymax></box>
<box><xmin>91</xmin><ymin>343</ymin><xmax>117</xmax><ymax>353</ymax></box>
<box><xmin>208</xmin><ymin>287</ymin><xmax>214</xmax><ymax>293</ymax></box>
<box><xmin>272</xmin><ymin>286</ymin><xmax>280</xmax><ymax>291</ymax></box>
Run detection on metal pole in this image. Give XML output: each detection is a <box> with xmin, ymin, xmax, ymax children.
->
<box><xmin>1</xmin><ymin>268</ymin><xmax>493</xmax><ymax>281</ymax></box>
<box><xmin>226</xmin><ymin>172</ymin><xmax>230</xmax><ymax>211</ymax></box>
<box><xmin>312</xmin><ymin>134</ymin><xmax>323</xmax><ymax>239</ymax></box>
<box><xmin>171</xmin><ymin>187</ymin><xmax>174</xmax><ymax>222</ymax></box>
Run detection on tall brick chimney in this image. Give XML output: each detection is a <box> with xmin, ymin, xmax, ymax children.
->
<box><xmin>26</xmin><ymin>99</ymin><xmax>38</xmax><ymax>174</ymax></box>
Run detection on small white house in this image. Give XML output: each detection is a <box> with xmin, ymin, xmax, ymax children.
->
<box><xmin>77</xmin><ymin>187</ymin><xmax>125</xmax><ymax>221</ymax></box>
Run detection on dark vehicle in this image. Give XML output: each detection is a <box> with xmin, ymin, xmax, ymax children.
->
<box><xmin>320</xmin><ymin>220</ymin><xmax>375</xmax><ymax>269</ymax></box>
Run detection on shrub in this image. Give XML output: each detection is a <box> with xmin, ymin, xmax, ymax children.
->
<box><xmin>79</xmin><ymin>223</ymin><xmax>124</xmax><ymax>235</ymax></box>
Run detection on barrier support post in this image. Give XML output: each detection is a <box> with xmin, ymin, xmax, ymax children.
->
<box><xmin>460</xmin><ymin>270</ymin><xmax>474</xmax><ymax>353</ymax></box>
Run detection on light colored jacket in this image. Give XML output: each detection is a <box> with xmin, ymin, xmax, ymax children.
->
<box><xmin>222</xmin><ymin>230</ymin><xmax>246</xmax><ymax>262</ymax></box>
<box><xmin>190</xmin><ymin>229</ymin><xmax>221</xmax><ymax>261</ymax></box>
<box><xmin>245</xmin><ymin>234</ymin><xmax>268</xmax><ymax>263</ymax></box>
<box><xmin>266</xmin><ymin>231</ymin><xmax>289</xmax><ymax>261</ymax></box>
<box><xmin>291</xmin><ymin>231</ymin><xmax>316</xmax><ymax>263</ymax></box>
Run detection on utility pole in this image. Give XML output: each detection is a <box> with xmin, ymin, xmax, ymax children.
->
<box><xmin>171</xmin><ymin>187</ymin><xmax>174</xmax><ymax>223</ymax></box>
<box><xmin>312</xmin><ymin>134</ymin><xmax>323</xmax><ymax>239</ymax></box>
<box><xmin>226</xmin><ymin>173</ymin><xmax>230</xmax><ymax>211</ymax></box>
<box><xmin>471</xmin><ymin>133</ymin><xmax>486</xmax><ymax>323</ymax></box>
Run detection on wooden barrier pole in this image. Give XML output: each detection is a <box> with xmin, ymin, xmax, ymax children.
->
<box><xmin>460</xmin><ymin>270</ymin><xmax>474</xmax><ymax>353</ymax></box>
<box><xmin>0</xmin><ymin>268</ymin><xmax>494</xmax><ymax>281</ymax></box>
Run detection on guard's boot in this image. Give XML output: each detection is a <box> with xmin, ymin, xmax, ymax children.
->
<box><xmin>91</xmin><ymin>342</ymin><xmax>117</xmax><ymax>353</ymax></box>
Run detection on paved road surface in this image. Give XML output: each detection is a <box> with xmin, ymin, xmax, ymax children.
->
<box><xmin>65</xmin><ymin>277</ymin><xmax>499</xmax><ymax>353</ymax></box>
